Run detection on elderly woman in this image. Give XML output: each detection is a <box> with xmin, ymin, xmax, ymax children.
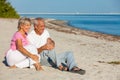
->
<box><xmin>5</xmin><ymin>17</ymin><xmax>43</xmax><ymax>71</ymax></box>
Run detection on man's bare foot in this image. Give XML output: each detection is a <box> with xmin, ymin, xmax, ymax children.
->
<box><xmin>58</xmin><ymin>65</ymin><xmax>68</xmax><ymax>71</ymax></box>
<box><xmin>34</xmin><ymin>63</ymin><xmax>43</xmax><ymax>71</ymax></box>
<box><xmin>9</xmin><ymin>65</ymin><xmax>17</xmax><ymax>69</ymax></box>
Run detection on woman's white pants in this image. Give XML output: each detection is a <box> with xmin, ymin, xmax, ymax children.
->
<box><xmin>6</xmin><ymin>45</ymin><xmax>40</xmax><ymax>68</ymax></box>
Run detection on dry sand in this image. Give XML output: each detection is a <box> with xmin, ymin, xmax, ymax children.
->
<box><xmin>0</xmin><ymin>18</ymin><xmax>120</xmax><ymax>80</ymax></box>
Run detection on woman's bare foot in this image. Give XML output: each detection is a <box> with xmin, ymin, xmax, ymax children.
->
<box><xmin>34</xmin><ymin>63</ymin><xmax>43</xmax><ymax>71</ymax></box>
<box><xmin>9</xmin><ymin>65</ymin><xmax>17</xmax><ymax>69</ymax></box>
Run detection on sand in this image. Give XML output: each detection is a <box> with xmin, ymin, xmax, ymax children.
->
<box><xmin>0</xmin><ymin>18</ymin><xmax>120</xmax><ymax>80</ymax></box>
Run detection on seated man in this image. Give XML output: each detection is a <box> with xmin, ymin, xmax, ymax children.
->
<box><xmin>27</xmin><ymin>17</ymin><xmax>86</xmax><ymax>75</ymax></box>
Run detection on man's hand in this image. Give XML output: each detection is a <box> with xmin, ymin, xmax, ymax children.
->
<box><xmin>42</xmin><ymin>38</ymin><xmax>55</xmax><ymax>50</ymax></box>
<box><xmin>44</xmin><ymin>43</ymin><xmax>54</xmax><ymax>50</ymax></box>
<box><xmin>38</xmin><ymin>38</ymin><xmax>55</xmax><ymax>53</ymax></box>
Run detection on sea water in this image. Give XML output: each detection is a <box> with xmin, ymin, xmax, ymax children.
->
<box><xmin>20</xmin><ymin>14</ymin><xmax>120</xmax><ymax>36</ymax></box>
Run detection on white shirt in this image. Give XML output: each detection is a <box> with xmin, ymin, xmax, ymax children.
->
<box><xmin>27</xmin><ymin>29</ymin><xmax>50</xmax><ymax>48</ymax></box>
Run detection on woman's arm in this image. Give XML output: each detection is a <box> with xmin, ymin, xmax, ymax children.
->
<box><xmin>16</xmin><ymin>39</ymin><xmax>39</xmax><ymax>62</ymax></box>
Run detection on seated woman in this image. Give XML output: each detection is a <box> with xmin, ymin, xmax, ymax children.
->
<box><xmin>5</xmin><ymin>17</ymin><xmax>43</xmax><ymax>71</ymax></box>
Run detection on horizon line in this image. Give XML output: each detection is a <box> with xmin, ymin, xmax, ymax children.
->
<box><xmin>19</xmin><ymin>12</ymin><xmax>120</xmax><ymax>15</ymax></box>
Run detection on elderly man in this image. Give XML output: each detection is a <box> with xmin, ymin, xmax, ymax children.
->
<box><xmin>27</xmin><ymin>17</ymin><xmax>85</xmax><ymax>75</ymax></box>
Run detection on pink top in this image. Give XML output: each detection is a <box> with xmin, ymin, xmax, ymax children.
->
<box><xmin>10</xmin><ymin>32</ymin><xmax>29</xmax><ymax>50</ymax></box>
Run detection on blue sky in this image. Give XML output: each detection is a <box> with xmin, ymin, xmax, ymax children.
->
<box><xmin>8</xmin><ymin>0</ymin><xmax>120</xmax><ymax>13</ymax></box>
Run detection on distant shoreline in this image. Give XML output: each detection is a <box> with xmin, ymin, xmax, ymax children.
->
<box><xmin>45</xmin><ymin>19</ymin><xmax>120</xmax><ymax>41</ymax></box>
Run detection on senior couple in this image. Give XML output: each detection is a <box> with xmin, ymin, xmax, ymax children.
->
<box><xmin>5</xmin><ymin>17</ymin><xmax>85</xmax><ymax>75</ymax></box>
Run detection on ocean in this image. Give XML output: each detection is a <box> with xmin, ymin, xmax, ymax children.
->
<box><xmin>20</xmin><ymin>14</ymin><xmax>120</xmax><ymax>36</ymax></box>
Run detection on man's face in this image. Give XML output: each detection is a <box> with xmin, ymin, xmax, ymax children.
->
<box><xmin>35</xmin><ymin>20</ymin><xmax>45</xmax><ymax>35</ymax></box>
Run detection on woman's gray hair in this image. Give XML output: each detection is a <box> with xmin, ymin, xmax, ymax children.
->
<box><xmin>18</xmin><ymin>17</ymin><xmax>31</xmax><ymax>29</ymax></box>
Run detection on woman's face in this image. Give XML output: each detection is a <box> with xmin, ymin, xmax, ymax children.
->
<box><xmin>21</xmin><ymin>23</ymin><xmax>31</xmax><ymax>33</ymax></box>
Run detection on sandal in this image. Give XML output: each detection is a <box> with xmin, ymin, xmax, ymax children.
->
<box><xmin>70</xmin><ymin>66</ymin><xmax>86</xmax><ymax>75</ymax></box>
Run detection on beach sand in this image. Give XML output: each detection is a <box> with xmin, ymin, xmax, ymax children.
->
<box><xmin>0</xmin><ymin>18</ymin><xmax>120</xmax><ymax>80</ymax></box>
